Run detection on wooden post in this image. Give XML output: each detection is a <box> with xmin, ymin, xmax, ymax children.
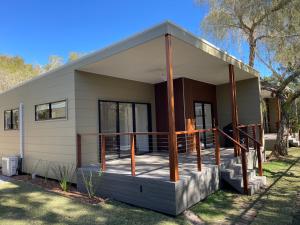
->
<box><xmin>241</xmin><ymin>149</ymin><xmax>249</xmax><ymax>194</ymax></box>
<box><xmin>257</xmin><ymin>142</ymin><xmax>263</xmax><ymax>176</ymax></box>
<box><xmin>165</xmin><ymin>34</ymin><xmax>179</xmax><ymax>182</ymax></box>
<box><xmin>130</xmin><ymin>134</ymin><xmax>136</xmax><ymax>176</ymax></box>
<box><xmin>245</xmin><ymin>127</ymin><xmax>249</xmax><ymax>151</ymax></box>
<box><xmin>195</xmin><ymin>132</ymin><xmax>202</xmax><ymax>171</ymax></box>
<box><xmin>101</xmin><ymin>135</ymin><xmax>106</xmax><ymax>171</ymax></box>
<box><xmin>229</xmin><ymin>64</ymin><xmax>240</xmax><ymax>156</ymax></box>
<box><xmin>258</xmin><ymin>124</ymin><xmax>263</xmax><ymax>145</ymax></box>
<box><xmin>76</xmin><ymin>134</ymin><xmax>81</xmax><ymax>168</ymax></box>
<box><xmin>252</xmin><ymin>125</ymin><xmax>257</xmax><ymax>149</ymax></box>
<box><xmin>214</xmin><ymin>129</ymin><xmax>220</xmax><ymax>165</ymax></box>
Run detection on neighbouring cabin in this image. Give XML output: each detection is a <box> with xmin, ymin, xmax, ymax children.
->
<box><xmin>0</xmin><ymin>22</ymin><xmax>265</xmax><ymax>216</ymax></box>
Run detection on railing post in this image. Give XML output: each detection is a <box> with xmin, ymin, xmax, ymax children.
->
<box><xmin>195</xmin><ymin>132</ymin><xmax>202</xmax><ymax>171</ymax></box>
<box><xmin>130</xmin><ymin>134</ymin><xmax>136</xmax><ymax>176</ymax></box>
<box><xmin>245</xmin><ymin>127</ymin><xmax>249</xmax><ymax>151</ymax></box>
<box><xmin>101</xmin><ymin>135</ymin><xmax>106</xmax><ymax>171</ymax></box>
<box><xmin>258</xmin><ymin>124</ymin><xmax>263</xmax><ymax>145</ymax></box>
<box><xmin>241</xmin><ymin>149</ymin><xmax>249</xmax><ymax>194</ymax></box>
<box><xmin>214</xmin><ymin>129</ymin><xmax>220</xmax><ymax>165</ymax></box>
<box><xmin>252</xmin><ymin>125</ymin><xmax>257</xmax><ymax>149</ymax></box>
<box><xmin>257</xmin><ymin>142</ymin><xmax>263</xmax><ymax>176</ymax></box>
<box><xmin>76</xmin><ymin>134</ymin><xmax>81</xmax><ymax>168</ymax></box>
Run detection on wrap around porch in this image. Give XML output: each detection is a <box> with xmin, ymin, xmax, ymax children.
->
<box><xmin>74</xmin><ymin>22</ymin><xmax>264</xmax><ymax>215</ymax></box>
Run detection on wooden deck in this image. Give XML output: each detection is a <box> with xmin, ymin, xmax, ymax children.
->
<box><xmin>99</xmin><ymin>148</ymin><xmax>234</xmax><ymax>179</ymax></box>
<box><xmin>77</xmin><ymin>148</ymin><xmax>237</xmax><ymax>215</ymax></box>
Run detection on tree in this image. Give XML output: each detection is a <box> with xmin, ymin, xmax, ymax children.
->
<box><xmin>68</xmin><ymin>52</ymin><xmax>85</xmax><ymax>62</ymax></box>
<box><xmin>198</xmin><ymin>0</ymin><xmax>299</xmax><ymax>67</ymax></box>
<box><xmin>259</xmin><ymin>34</ymin><xmax>300</xmax><ymax>156</ymax></box>
<box><xmin>43</xmin><ymin>55</ymin><xmax>63</xmax><ymax>72</ymax></box>
<box><xmin>0</xmin><ymin>55</ymin><xmax>40</xmax><ymax>92</ymax></box>
<box><xmin>200</xmin><ymin>0</ymin><xmax>300</xmax><ymax>156</ymax></box>
<box><xmin>0</xmin><ymin>51</ymin><xmax>84</xmax><ymax>93</ymax></box>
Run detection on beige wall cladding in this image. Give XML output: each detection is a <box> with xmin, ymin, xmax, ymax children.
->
<box><xmin>0</xmin><ymin>69</ymin><xmax>77</xmax><ymax>179</ymax></box>
<box><xmin>216</xmin><ymin>78</ymin><xmax>262</xmax><ymax>130</ymax></box>
<box><xmin>75</xmin><ymin>71</ymin><xmax>156</xmax><ymax>166</ymax></box>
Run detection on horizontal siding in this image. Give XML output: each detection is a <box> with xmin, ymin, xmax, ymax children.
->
<box><xmin>75</xmin><ymin>71</ymin><xmax>156</xmax><ymax>166</ymax></box>
<box><xmin>0</xmin><ymin>70</ymin><xmax>77</xmax><ymax>178</ymax></box>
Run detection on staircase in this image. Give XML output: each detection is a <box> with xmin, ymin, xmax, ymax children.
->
<box><xmin>221</xmin><ymin>150</ymin><xmax>267</xmax><ymax>195</ymax></box>
<box><xmin>289</xmin><ymin>136</ymin><xmax>299</xmax><ymax>147</ymax></box>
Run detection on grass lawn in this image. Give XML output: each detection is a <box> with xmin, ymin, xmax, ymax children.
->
<box><xmin>191</xmin><ymin>148</ymin><xmax>300</xmax><ymax>225</ymax></box>
<box><xmin>1</xmin><ymin>149</ymin><xmax>299</xmax><ymax>225</ymax></box>
<box><xmin>0</xmin><ymin>180</ymin><xmax>189</xmax><ymax>225</ymax></box>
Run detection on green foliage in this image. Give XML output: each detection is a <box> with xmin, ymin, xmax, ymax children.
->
<box><xmin>0</xmin><ymin>55</ymin><xmax>40</xmax><ymax>92</ymax></box>
<box><xmin>81</xmin><ymin>170</ymin><xmax>96</xmax><ymax>199</ymax></box>
<box><xmin>51</xmin><ymin>163</ymin><xmax>76</xmax><ymax>192</ymax></box>
<box><xmin>0</xmin><ymin>51</ymin><xmax>85</xmax><ymax>93</ymax></box>
<box><xmin>42</xmin><ymin>55</ymin><xmax>63</xmax><ymax>72</ymax></box>
<box><xmin>198</xmin><ymin>0</ymin><xmax>300</xmax><ymax>66</ymax></box>
<box><xmin>68</xmin><ymin>52</ymin><xmax>85</xmax><ymax>62</ymax></box>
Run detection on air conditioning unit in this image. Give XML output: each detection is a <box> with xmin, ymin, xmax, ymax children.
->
<box><xmin>2</xmin><ymin>156</ymin><xmax>19</xmax><ymax>176</ymax></box>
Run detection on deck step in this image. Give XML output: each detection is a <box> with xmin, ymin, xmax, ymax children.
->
<box><xmin>220</xmin><ymin>152</ymin><xmax>266</xmax><ymax>195</ymax></box>
<box><xmin>289</xmin><ymin>138</ymin><xmax>299</xmax><ymax>147</ymax></box>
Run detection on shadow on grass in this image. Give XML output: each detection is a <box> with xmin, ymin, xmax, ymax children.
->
<box><xmin>0</xmin><ymin>180</ymin><xmax>187</xmax><ymax>225</ymax></box>
<box><xmin>235</xmin><ymin>156</ymin><xmax>300</xmax><ymax>225</ymax></box>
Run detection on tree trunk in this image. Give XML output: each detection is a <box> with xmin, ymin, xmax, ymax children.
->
<box><xmin>248</xmin><ymin>42</ymin><xmax>256</xmax><ymax>67</ymax></box>
<box><xmin>274</xmin><ymin>98</ymin><xmax>289</xmax><ymax>156</ymax></box>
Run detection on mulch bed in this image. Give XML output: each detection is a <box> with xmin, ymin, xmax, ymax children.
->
<box><xmin>1</xmin><ymin>171</ymin><xmax>106</xmax><ymax>205</ymax></box>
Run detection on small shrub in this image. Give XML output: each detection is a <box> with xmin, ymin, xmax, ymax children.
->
<box><xmin>52</xmin><ymin>163</ymin><xmax>75</xmax><ymax>192</ymax></box>
<box><xmin>81</xmin><ymin>170</ymin><xmax>95</xmax><ymax>198</ymax></box>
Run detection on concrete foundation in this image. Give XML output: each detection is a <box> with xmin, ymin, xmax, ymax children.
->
<box><xmin>77</xmin><ymin>165</ymin><xmax>219</xmax><ymax>215</ymax></box>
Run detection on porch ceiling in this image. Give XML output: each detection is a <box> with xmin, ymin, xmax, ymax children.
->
<box><xmin>79</xmin><ymin>22</ymin><xmax>258</xmax><ymax>85</ymax></box>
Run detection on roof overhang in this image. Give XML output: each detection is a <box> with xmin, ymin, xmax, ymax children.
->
<box><xmin>75</xmin><ymin>22</ymin><xmax>259</xmax><ymax>85</ymax></box>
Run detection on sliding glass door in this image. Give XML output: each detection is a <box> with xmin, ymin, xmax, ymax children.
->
<box><xmin>135</xmin><ymin>104</ymin><xmax>150</xmax><ymax>153</ymax></box>
<box><xmin>119</xmin><ymin>103</ymin><xmax>133</xmax><ymax>151</ymax></box>
<box><xmin>194</xmin><ymin>102</ymin><xmax>214</xmax><ymax>148</ymax></box>
<box><xmin>99</xmin><ymin>101</ymin><xmax>151</xmax><ymax>159</ymax></box>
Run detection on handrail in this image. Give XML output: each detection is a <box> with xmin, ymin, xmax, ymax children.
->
<box><xmin>237</xmin><ymin>123</ymin><xmax>261</xmax><ymax>128</ymax></box>
<box><xmin>237</xmin><ymin>126</ymin><xmax>263</xmax><ymax>176</ymax></box>
<box><xmin>217</xmin><ymin>128</ymin><xmax>248</xmax><ymax>152</ymax></box>
<box><xmin>217</xmin><ymin>127</ymin><xmax>249</xmax><ymax>194</ymax></box>
<box><xmin>81</xmin><ymin>131</ymin><xmax>169</xmax><ymax>136</ymax></box>
<box><xmin>175</xmin><ymin>128</ymin><xmax>215</xmax><ymax>135</ymax></box>
<box><xmin>237</xmin><ymin>127</ymin><xmax>262</xmax><ymax>146</ymax></box>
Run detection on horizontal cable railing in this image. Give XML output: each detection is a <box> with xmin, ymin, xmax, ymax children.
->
<box><xmin>77</xmin><ymin>132</ymin><xmax>169</xmax><ymax>176</ymax></box>
<box><xmin>77</xmin><ymin>123</ymin><xmax>263</xmax><ymax>190</ymax></box>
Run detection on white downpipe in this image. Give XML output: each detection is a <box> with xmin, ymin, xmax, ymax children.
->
<box><xmin>19</xmin><ymin>103</ymin><xmax>24</xmax><ymax>159</ymax></box>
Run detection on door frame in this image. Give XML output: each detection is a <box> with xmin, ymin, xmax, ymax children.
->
<box><xmin>193</xmin><ymin>101</ymin><xmax>214</xmax><ymax>148</ymax></box>
<box><xmin>98</xmin><ymin>100</ymin><xmax>152</xmax><ymax>160</ymax></box>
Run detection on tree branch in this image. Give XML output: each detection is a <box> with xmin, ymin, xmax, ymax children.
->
<box><xmin>277</xmin><ymin>69</ymin><xmax>300</xmax><ymax>93</ymax></box>
<box><xmin>285</xmin><ymin>89</ymin><xmax>300</xmax><ymax>106</ymax></box>
<box><xmin>256</xmin><ymin>52</ymin><xmax>282</xmax><ymax>79</ymax></box>
<box><xmin>251</xmin><ymin>0</ymin><xmax>292</xmax><ymax>29</ymax></box>
<box><xmin>255</xmin><ymin>33</ymin><xmax>300</xmax><ymax>42</ymax></box>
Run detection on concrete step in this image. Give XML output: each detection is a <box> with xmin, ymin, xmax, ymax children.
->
<box><xmin>289</xmin><ymin>138</ymin><xmax>299</xmax><ymax>147</ymax></box>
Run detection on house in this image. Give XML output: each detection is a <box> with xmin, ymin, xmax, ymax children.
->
<box><xmin>0</xmin><ymin>22</ymin><xmax>265</xmax><ymax>215</ymax></box>
<box><xmin>261</xmin><ymin>89</ymin><xmax>300</xmax><ymax>148</ymax></box>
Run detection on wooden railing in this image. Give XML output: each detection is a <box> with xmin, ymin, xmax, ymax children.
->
<box><xmin>237</xmin><ymin>124</ymin><xmax>263</xmax><ymax>176</ymax></box>
<box><xmin>76</xmin><ymin>123</ymin><xmax>263</xmax><ymax>193</ymax></box>
<box><xmin>217</xmin><ymin>128</ymin><xmax>249</xmax><ymax>194</ymax></box>
<box><xmin>175</xmin><ymin>128</ymin><xmax>217</xmax><ymax>172</ymax></box>
<box><xmin>77</xmin><ymin>132</ymin><xmax>169</xmax><ymax>176</ymax></box>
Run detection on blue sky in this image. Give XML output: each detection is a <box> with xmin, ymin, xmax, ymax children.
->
<box><xmin>0</xmin><ymin>0</ymin><xmax>269</xmax><ymax>75</ymax></box>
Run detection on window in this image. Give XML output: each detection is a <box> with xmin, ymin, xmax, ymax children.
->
<box><xmin>35</xmin><ymin>100</ymin><xmax>67</xmax><ymax>121</ymax></box>
<box><xmin>4</xmin><ymin>109</ymin><xmax>19</xmax><ymax>130</ymax></box>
